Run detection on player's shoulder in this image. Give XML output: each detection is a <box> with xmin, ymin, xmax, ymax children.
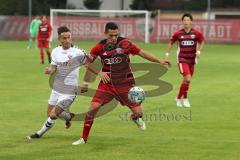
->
<box><xmin>71</xmin><ymin>45</ymin><xmax>88</xmax><ymax>55</ymax></box>
<box><xmin>51</xmin><ymin>46</ymin><xmax>62</xmax><ymax>54</ymax></box>
<box><xmin>175</xmin><ymin>29</ymin><xmax>185</xmax><ymax>34</ymax></box>
<box><xmin>191</xmin><ymin>28</ymin><xmax>202</xmax><ymax>34</ymax></box>
<box><xmin>117</xmin><ymin>37</ymin><xmax>129</xmax><ymax>42</ymax></box>
<box><xmin>91</xmin><ymin>40</ymin><xmax>106</xmax><ymax>51</ymax></box>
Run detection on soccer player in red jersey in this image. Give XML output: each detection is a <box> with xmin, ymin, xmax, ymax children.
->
<box><xmin>72</xmin><ymin>22</ymin><xmax>170</xmax><ymax>145</ymax></box>
<box><xmin>165</xmin><ymin>13</ymin><xmax>204</xmax><ymax>107</ymax></box>
<box><xmin>37</xmin><ymin>16</ymin><xmax>52</xmax><ymax>64</ymax></box>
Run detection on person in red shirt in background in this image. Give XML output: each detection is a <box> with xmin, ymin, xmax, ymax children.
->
<box><xmin>165</xmin><ymin>13</ymin><xmax>204</xmax><ymax>107</ymax></box>
<box><xmin>37</xmin><ymin>16</ymin><xmax>52</xmax><ymax>64</ymax></box>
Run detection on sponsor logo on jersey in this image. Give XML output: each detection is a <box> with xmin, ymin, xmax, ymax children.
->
<box><xmin>40</xmin><ymin>27</ymin><xmax>47</xmax><ymax>31</ymax></box>
<box><xmin>104</xmin><ymin>57</ymin><xmax>122</xmax><ymax>65</ymax></box>
<box><xmin>68</xmin><ymin>55</ymin><xmax>73</xmax><ymax>59</ymax></box>
<box><xmin>181</xmin><ymin>40</ymin><xmax>194</xmax><ymax>46</ymax></box>
<box><xmin>190</xmin><ymin>34</ymin><xmax>196</xmax><ymax>39</ymax></box>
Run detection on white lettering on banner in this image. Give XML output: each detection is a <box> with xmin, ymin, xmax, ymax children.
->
<box><xmin>120</xmin><ymin>24</ymin><xmax>133</xmax><ymax>36</ymax></box>
<box><xmin>159</xmin><ymin>22</ymin><xmax>233</xmax><ymax>40</ymax></box>
<box><xmin>192</xmin><ymin>24</ymin><xmax>232</xmax><ymax>39</ymax></box>
<box><xmin>160</xmin><ymin>24</ymin><xmax>182</xmax><ymax>37</ymax></box>
<box><xmin>61</xmin><ymin>21</ymin><xmax>134</xmax><ymax>37</ymax></box>
<box><xmin>62</xmin><ymin>22</ymin><xmax>103</xmax><ymax>36</ymax></box>
<box><xmin>225</xmin><ymin>25</ymin><xmax>232</xmax><ymax>38</ymax></box>
<box><xmin>217</xmin><ymin>26</ymin><xmax>224</xmax><ymax>38</ymax></box>
<box><xmin>209</xmin><ymin>25</ymin><xmax>216</xmax><ymax>38</ymax></box>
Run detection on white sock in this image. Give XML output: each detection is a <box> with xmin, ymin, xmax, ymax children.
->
<box><xmin>37</xmin><ymin>117</ymin><xmax>56</xmax><ymax>136</ymax></box>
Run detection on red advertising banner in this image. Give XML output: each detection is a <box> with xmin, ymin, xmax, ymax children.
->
<box><xmin>0</xmin><ymin>16</ymin><xmax>240</xmax><ymax>43</ymax></box>
<box><xmin>53</xmin><ymin>16</ymin><xmax>143</xmax><ymax>41</ymax></box>
<box><xmin>151</xmin><ymin>18</ymin><xmax>240</xmax><ymax>43</ymax></box>
<box><xmin>0</xmin><ymin>16</ymin><xmax>29</xmax><ymax>40</ymax></box>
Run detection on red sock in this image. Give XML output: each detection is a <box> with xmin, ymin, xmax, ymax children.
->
<box><xmin>177</xmin><ymin>82</ymin><xmax>189</xmax><ymax>99</ymax></box>
<box><xmin>82</xmin><ymin>113</ymin><xmax>94</xmax><ymax>142</ymax></box>
<box><xmin>183</xmin><ymin>82</ymin><xmax>190</xmax><ymax>99</ymax></box>
<box><xmin>40</xmin><ymin>49</ymin><xmax>44</xmax><ymax>63</ymax></box>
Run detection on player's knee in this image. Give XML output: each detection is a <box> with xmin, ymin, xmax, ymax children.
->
<box><xmin>184</xmin><ymin>76</ymin><xmax>191</xmax><ymax>83</ymax></box>
<box><xmin>49</xmin><ymin>111</ymin><xmax>58</xmax><ymax>119</ymax></box>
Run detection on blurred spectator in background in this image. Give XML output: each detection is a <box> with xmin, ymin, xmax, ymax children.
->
<box><xmin>37</xmin><ymin>16</ymin><xmax>52</xmax><ymax>64</ymax></box>
<box><xmin>27</xmin><ymin>16</ymin><xmax>41</xmax><ymax>49</ymax></box>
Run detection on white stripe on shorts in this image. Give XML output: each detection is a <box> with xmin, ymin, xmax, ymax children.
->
<box><xmin>179</xmin><ymin>63</ymin><xmax>183</xmax><ymax>74</ymax></box>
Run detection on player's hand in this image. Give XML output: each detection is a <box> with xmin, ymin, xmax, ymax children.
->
<box><xmin>98</xmin><ymin>71</ymin><xmax>110</xmax><ymax>84</ymax></box>
<box><xmin>80</xmin><ymin>83</ymin><xmax>88</xmax><ymax>93</ymax></box>
<box><xmin>44</xmin><ymin>67</ymin><xmax>52</xmax><ymax>74</ymax></box>
<box><xmin>196</xmin><ymin>50</ymin><xmax>201</xmax><ymax>58</ymax></box>
<box><xmin>159</xmin><ymin>59</ymin><xmax>171</xmax><ymax>67</ymax></box>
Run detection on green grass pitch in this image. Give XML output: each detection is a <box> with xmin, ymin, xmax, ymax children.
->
<box><xmin>0</xmin><ymin>40</ymin><xmax>240</xmax><ymax>160</ymax></box>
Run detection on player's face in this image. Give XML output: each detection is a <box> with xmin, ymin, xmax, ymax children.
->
<box><xmin>59</xmin><ymin>32</ymin><xmax>72</xmax><ymax>49</ymax></box>
<box><xmin>182</xmin><ymin>17</ymin><xmax>192</xmax><ymax>29</ymax></box>
<box><xmin>105</xmin><ymin>29</ymin><xmax>119</xmax><ymax>44</ymax></box>
<box><xmin>42</xmin><ymin>16</ymin><xmax>47</xmax><ymax>23</ymax></box>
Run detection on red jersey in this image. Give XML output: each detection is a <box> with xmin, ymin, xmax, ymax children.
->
<box><xmin>170</xmin><ymin>28</ymin><xmax>204</xmax><ymax>64</ymax></box>
<box><xmin>37</xmin><ymin>22</ymin><xmax>52</xmax><ymax>41</ymax></box>
<box><xmin>89</xmin><ymin>37</ymin><xmax>141</xmax><ymax>86</ymax></box>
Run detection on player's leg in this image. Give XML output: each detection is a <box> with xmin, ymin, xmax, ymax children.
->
<box><xmin>27</xmin><ymin>36</ymin><xmax>33</xmax><ymax>49</ymax></box>
<box><xmin>34</xmin><ymin>106</ymin><xmax>63</xmax><ymax>137</ymax></box>
<box><xmin>47</xmin><ymin>104</ymin><xmax>54</xmax><ymax>116</ymax></box>
<box><xmin>176</xmin><ymin>63</ymin><xmax>191</xmax><ymax>107</ymax></box>
<box><xmin>72</xmin><ymin>83</ymin><xmax>114</xmax><ymax>145</ymax></box>
<box><xmin>72</xmin><ymin>102</ymin><xmax>102</xmax><ymax>145</ymax></box>
<box><xmin>116</xmin><ymin>88</ymin><xmax>146</xmax><ymax>130</ymax></box>
<box><xmin>26</xmin><ymin>90</ymin><xmax>59</xmax><ymax>140</ymax></box>
<box><xmin>45</xmin><ymin>41</ymin><xmax>51</xmax><ymax>64</ymax></box>
<box><xmin>177</xmin><ymin>63</ymin><xmax>192</xmax><ymax>107</ymax></box>
<box><xmin>130</xmin><ymin>106</ymin><xmax>146</xmax><ymax>130</ymax></box>
<box><xmin>57</xmin><ymin>95</ymin><xmax>76</xmax><ymax>129</ymax></box>
<box><xmin>182</xmin><ymin>64</ymin><xmax>195</xmax><ymax>107</ymax></box>
<box><xmin>37</xmin><ymin>40</ymin><xmax>45</xmax><ymax>64</ymax></box>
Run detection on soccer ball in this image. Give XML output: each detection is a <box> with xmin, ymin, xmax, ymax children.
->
<box><xmin>128</xmin><ymin>86</ymin><xmax>145</xmax><ymax>104</ymax></box>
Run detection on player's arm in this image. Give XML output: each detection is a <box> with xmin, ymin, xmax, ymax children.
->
<box><xmin>196</xmin><ymin>32</ymin><xmax>205</xmax><ymax>57</ymax></box>
<box><xmin>138</xmin><ymin>50</ymin><xmax>171</xmax><ymax>66</ymax></box>
<box><xmin>196</xmin><ymin>41</ymin><xmax>204</xmax><ymax>57</ymax></box>
<box><xmin>165</xmin><ymin>41</ymin><xmax>174</xmax><ymax>59</ymax></box>
<box><xmin>44</xmin><ymin>65</ymin><xmax>57</xmax><ymax>74</ymax></box>
<box><xmin>165</xmin><ymin>32</ymin><xmax>178</xmax><ymax>59</ymax></box>
<box><xmin>84</xmin><ymin>59</ymin><xmax>110</xmax><ymax>84</ymax></box>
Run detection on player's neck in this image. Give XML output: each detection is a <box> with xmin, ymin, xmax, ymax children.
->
<box><xmin>62</xmin><ymin>46</ymin><xmax>70</xmax><ymax>50</ymax></box>
<box><xmin>184</xmin><ymin>27</ymin><xmax>191</xmax><ymax>33</ymax></box>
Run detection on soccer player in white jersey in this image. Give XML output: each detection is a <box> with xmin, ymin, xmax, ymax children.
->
<box><xmin>26</xmin><ymin>26</ymin><xmax>89</xmax><ymax>140</ymax></box>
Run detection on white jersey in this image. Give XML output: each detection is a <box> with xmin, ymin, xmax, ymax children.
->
<box><xmin>51</xmin><ymin>45</ymin><xmax>87</xmax><ymax>95</ymax></box>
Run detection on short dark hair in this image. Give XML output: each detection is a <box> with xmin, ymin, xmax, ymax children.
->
<box><xmin>58</xmin><ymin>26</ymin><xmax>71</xmax><ymax>36</ymax></box>
<box><xmin>181</xmin><ymin>13</ymin><xmax>193</xmax><ymax>21</ymax></box>
<box><xmin>105</xmin><ymin>22</ymin><xmax>118</xmax><ymax>32</ymax></box>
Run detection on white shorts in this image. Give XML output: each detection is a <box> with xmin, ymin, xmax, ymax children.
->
<box><xmin>48</xmin><ymin>90</ymin><xmax>76</xmax><ymax>109</ymax></box>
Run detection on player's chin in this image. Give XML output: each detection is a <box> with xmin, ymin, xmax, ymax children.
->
<box><xmin>63</xmin><ymin>44</ymin><xmax>71</xmax><ymax>48</ymax></box>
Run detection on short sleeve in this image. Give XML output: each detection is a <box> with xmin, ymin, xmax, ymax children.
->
<box><xmin>197</xmin><ymin>31</ymin><xmax>204</xmax><ymax>43</ymax></box>
<box><xmin>129</xmin><ymin>42</ymin><xmax>141</xmax><ymax>55</ymax></box>
<box><xmin>78</xmin><ymin>49</ymin><xmax>88</xmax><ymax>65</ymax></box>
<box><xmin>170</xmin><ymin>31</ymin><xmax>178</xmax><ymax>43</ymax></box>
<box><xmin>89</xmin><ymin>44</ymin><xmax>100</xmax><ymax>62</ymax></box>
